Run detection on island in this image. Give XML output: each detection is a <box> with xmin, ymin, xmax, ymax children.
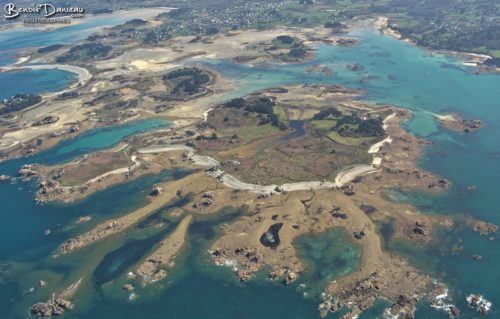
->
<box><xmin>0</xmin><ymin>6</ymin><xmax>497</xmax><ymax>319</ymax></box>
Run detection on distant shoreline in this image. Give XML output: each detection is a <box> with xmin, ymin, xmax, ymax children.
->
<box><xmin>0</xmin><ymin>7</ymin><xmax>175</xmax><ymax>33</ymax></box>
<box><xmin>372</xmin><ymin>15</ymin><xmax>499</xmax><ymax>72</ymax></box>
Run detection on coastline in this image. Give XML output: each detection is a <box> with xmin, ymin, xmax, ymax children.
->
<box><xmin>373</xmin><ymin>15</ymin><xmax>500</xmax><ymax>72</ymax></box>
<box><xmin>0</xmin><ymin>16</ymin><xmax>498</xmax><ymax>319</ymax></box>
<box><xmin>0</xmin><ymin>7</ymin><xmax>175</xmax><ymax>33</ymax></box>
<box><xmin>0</xmin><ymin>64</ymin><xmax>91</xmax><ymax>93</ymax></box>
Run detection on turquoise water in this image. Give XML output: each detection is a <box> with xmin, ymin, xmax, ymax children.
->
<box><xmin>0</xmin><ymin>26</ymin><xmax>499</xmax><ymax>318</ymax></box>
<box><xmin>0</xmin><ymin>12</ymin><xmax>152</xmax><ymax>94</ymax></box>
<box><xmin>295</xmin><ymin>229</ymin><xmax>361</xmax><ymax>295</ymax></box>
<box><xmin>0</xmin><ymin>118</ymin><xmax>170</xmax><ymax>255</ymax></box>
<box><xmin>0</xmin><ymin>15</ymin><xmax>147</xmax><ymax>52</ymax></box>
<box><xmin>0</xmin><ymin>69</ymin><xmax>77</xmax><ymax>99</ymax></box>
<box><xmin>196</xmin><ymin>29</ymin><xmax>500</xmax><ymax>317</ymax></box>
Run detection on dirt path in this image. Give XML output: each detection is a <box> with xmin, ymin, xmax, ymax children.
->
<box><xmin>138</xmin><ymin>145</ymin><xmax>379</xmax><ymax>193</ymax></box>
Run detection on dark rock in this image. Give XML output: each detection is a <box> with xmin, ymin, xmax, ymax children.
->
<box><xmin>150</xmin><ymin>186</ymin><xmax>162</xmax><ymax>196</ymax></box>
<box><xmin>260</xmin><ymin>223</ymin><xmax>283</xmax><ymax>248</ymax></box>
<box><xmin>353</xmin><ymin>230</ymin><xmax>365</xmax><ymax>239</ymax></box>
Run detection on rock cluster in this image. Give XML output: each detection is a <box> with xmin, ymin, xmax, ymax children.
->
<box><xmin>150</xmin><ymin>186</ymin><xmax>162</xmax><ymax>196</ymax></box>
<box><xmin>192</xmin><ymin>191</ymin><xmax>215</xmax><ymax>208</ymax></box>
<box><xmin>122</xmin><ymin>283</ymin><xmax>134</xmax><ymax>292</ymax></box>
<box><xmin>137</xmin><ymin>260</ymin><xmax>167</xmax><ymax>283</ymax></box>
<box><xmin>319</xmin><ymin>271</ymin><xmax>430</xmax><ymax>318</ymax></box>
<box><xmin>211</xmin><ymin>246</ymin><xmax>263</xmax><ymax>281</ymax></box>
<box><xmin>413</xmin><ymin>221</ymin><xmax>426</xmax><ymax>235</ymax></box>
<box><xmin>59</xmin><ymin>220</ymin><xmax>123</xmax><ymax>254</ymax></box>
<box><xmin>461</xmin><ymin>119</ymin><xmax>485</xmax><ymax>133</ymax></box>
<box><xmin>353</xmin><ymin>230</ymin><xmax>365</xmax><ymax>240</ymax></box>
<box><xmin>342</xmin><ymin>184</ymin><xmax>355</xmax><ymax>196</ymax></box>
<box><xmin>470</xmin><ymin>220</ymin><xmax>498</xmax><ymax>236</ymax></box>
<box><xmin>18</xmin><ymin>164</ymin><xmax>38</xmax><ymax>179</ymax></box>
<box><xmin>466</xmin><ymin>294</ymin><xmax>492</xmax><ymax>314</ymax></box>
<box><xmin>31</xmin><ymin>297</ymin><xmax>73</xmax><ymax>318</ymax></box>
<box><xmin>428</xmin><ymin>178</ymin><xmax>450</xmax><ymax>189</ymax></box>
<box><xmin>51</xmin><ymin>168</ymin><xmax>65</xmax><ymax>180</ymax></box>
<box><xmin>269</xmin><ymin>266</ymin><xmax>299</xmax><ymax>285</ymax></box>
<box><xmin>429</xmin><ymin>283</ymin><xmax>460</xmax><ymax>318</ymax></box>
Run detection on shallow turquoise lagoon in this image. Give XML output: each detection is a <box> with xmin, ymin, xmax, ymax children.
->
<box><xmin>0</xmin><ymin>69</ymin><xmax>77</xmax><ymax>99</ymax></box>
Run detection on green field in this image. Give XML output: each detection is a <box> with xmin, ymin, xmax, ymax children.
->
<box><xmin>218</xmin><ymin>124</ymin><xmax>280</xmax><ymax>143</ymax></box>
<box><xmin>273</xmin><ymin>105</ymin><xmax>287</xmax><ymax>121</ymax></box>
<box><xmin>271</xmin><ymin>37</ymin><xmax>298</xmax><ymax>49</ymax></box>
<box><xmin>311</xmin><ymin>119</ymin><xmax>337</xmax><ymax>129</ymax></box>
<box><xmin>327</xmin><ymin>132</ymin><xmax>374</xmax><ymax>146</ymax></box>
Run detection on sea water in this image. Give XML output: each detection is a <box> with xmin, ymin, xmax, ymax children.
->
<box><xmin>0</xmin><ymin>25</ymin><xmax>499</xmax><ymax>318</ymax></box>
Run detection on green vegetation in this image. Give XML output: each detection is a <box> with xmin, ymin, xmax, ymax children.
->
<box><xmin>336</xmin><ymin>116</ymin><xmax>385</xmax><ymax>138</ymax></box>
<box><xmin>310</xmin><ymin>108</ymin><xmax>385</xmax><ymax>145</ymax></box>
<box><xmin>225</xmin><ymin>98</ymin><xmax>246</xmax><ymax>108</ymax></box>
<box><xmin>0</xmin><ymin>94</ymin><xmax>42</xmax><ymax>115</ymax></box>
<box><xmin>37</xmin><ymin>44</ymin><xmax>64</xmax><ymax>54</ymax></box>
<box><xmin>383</xmin><ymin>0</ymin><xmax>500</xmax><ymax>58</ymax></box>
<box><xmin>56</xmin><ymin>43</ymin><xmax>111</xmax><ymax>63</ymax></box>
<box><xmin>313</xmin><ymin>108</ymin><xmax>342</xmax><ymax>120</ymax></box>
<box><xmin>224</xmin><ymin>96</ymin><xmax>286</xmax><ymax>130</ymax></box>
<box><xmin>162</xmin><ymin>67</ymin><xmax>211</xmax><ymax>96</ymax></box>
<box><xmin>326</xmin><ymin>132</ymin><xmax>374</xmax><ymax>146</ymax></box>
<box><xmin>218</xmin><ymin>124</ymin><xmax>279</xmax><ymax>142</ymax></box>
<box><xmin>287</xmin><ymin>47</ymin><xmax>307</xmax><ymax>59</ymax></box>
<box><xmin>311</xmin><ymin>119</ymin><xmax>337</xmax><ymax>129</ymax></box>
<box><xmin>145</xmin><ymin>0</ymin><xmax>498</xmax><ymax>61</ymax></box>
<box><xmin>9</xmin><ymin>0</ymin><xmax>496</xmax><ymax>59</ymax></box>
<box><xmin>272</xmin><ymin>35</ymin><xmax>298</xmax><ymax>49</ymax></box>
<box><xmin>123</xmin><ymin>19</ymin><xmax>147</xmax><ymax>26</ymax></box>
<box><xmin>273</xmin><ymin>105</ymin><xmax>287</xmax><ymax>122</ymax></box>
<box><xmin>484</xmin><ymin>58</ymin><xmax>500</xmax><ymax>68</ymax></box>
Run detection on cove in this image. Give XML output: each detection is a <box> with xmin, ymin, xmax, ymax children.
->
<box><xmin>0</xmin><ymin>69</ymin><xmax>77</xmax><ymax>100</ymax></box>
<box><xmin>0</xmin><ymin>117</ymin><xmax>169</xmax><ymax>176</ymax></box>
<box><xmin>294</xmin><ymin>229</ymin><xmax>361</xmax><ymax>295</ymax></box>
<box><xmin>0</xmin><ymin>118</ymin><xmax>170</xmax><ymax>259</ymax></box>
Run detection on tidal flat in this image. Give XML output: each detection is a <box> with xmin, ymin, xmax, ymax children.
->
<box><xmin>0</xmin><ymin>12</ymin><xmax>499</xmax><ymax>319</ymax></box>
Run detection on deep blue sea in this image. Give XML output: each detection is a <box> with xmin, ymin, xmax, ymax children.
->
<box><xmin>0</xmin><ymin>17</ymin><xmax>499</xmax><ymax>319</ymax></box>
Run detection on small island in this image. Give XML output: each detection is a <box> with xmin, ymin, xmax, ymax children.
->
<box><xmin>438</xmin><ymin>113</ymin><xmax>486</xmax><ymax>133</ymax></box>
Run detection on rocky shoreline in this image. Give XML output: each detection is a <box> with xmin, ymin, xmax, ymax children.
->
<box><xmin>439</xmin><ymin>114</ymin><xmax>486</xmax><ymax>133</ymax></box>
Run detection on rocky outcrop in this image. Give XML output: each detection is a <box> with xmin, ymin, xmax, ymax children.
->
<box><xmin>469</xmin><ymin>220</ymin><xmax>499</xmax><ymax>236</ymax></box>
<box><xmin>31</xmin><ymin>297</ymin><xmax>73</xmax><ymax>318</ymax></box>
<box><xmin>428</xmin><ymin>178</ymin><xmax>450</xmax><ymax>189</ymax></box>
<box><xmin>137</xmin><ymin>215</ymin><xmax>192</xmax><ymax>284</ymax></box>
<box><xmin>466</xmin><ymin>294</ymin><xmax>492</xmax><ymax>315</ymax></box>
<box><xmin>440</xmin><ymin>116</ymin><xmax>486</xmax><ymax>133</ymax></box>
<box><xmin>150</xmin><ymin>186</ymin><xmax>162</xmax><ymax>196</ymax></box>
<box><xmin>269</xmin><ymin>266</ymin><xmax>299</xmax><ymax>285</ymax></box>
<box><xmin>59</xmin><ymin>220</ymin><xmax>124</xmax><ymax>254</ymax></box>
<box><xmin>320</xmin><ymin>268</ymin><xmax>437</xmax><ymax>319</ymax></box>
<box><xmin>18</xmin><ymin>164</ymin><xmax>38</xmax><ymax>179</ymax></box>
<box><xmin>192</xmin><ymin>191</ymin><xmax>215</xmax><ymax>208</ymax></box>
<box><xmin>211</xmin><ymin>246</ymin><xmax>264</xmax><ymax>281</ymax></box>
